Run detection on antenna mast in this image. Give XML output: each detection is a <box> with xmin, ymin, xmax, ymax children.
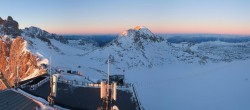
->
<box><xmin>48</xmin><ymin>56</ymin><xmax>55</xmax><ymax>106</ymax></box>
<box><xmin>99</xmin><ymin>55</ymin><xmax>119</xmax><ymax>110</ymax></box>
<box><xmin>107</xmin><ymin>55</ymin><xmax>110</xmax><ymax>109</ymax></box>
<box><xmin>108</xmin><ymin>56</ymin><xmax>110</xmax><ymax>86</ymax></box>
<box><xmin>50</xmin><ymin>56</ymin><xmax>52</xmax><ymax>77</ymax></box>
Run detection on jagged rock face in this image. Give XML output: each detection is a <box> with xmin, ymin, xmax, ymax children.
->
<box><xmin>0</xmin><ymin>16</ymin><xmax>21</xmax><ymax>36</ymax></box>
<box><xmin>0</xmin><ymin>36</ymin><xmax>44</xmax><ymax>88</ymax></box>
<box><xmin>0</xmin><ymin>16</ymin><xmax>48</xmax><ymax>90</ymax></box>
<box><xmin>0</xmin><ymin>36</ymin><xmax>10</xmax><ymax>73</ymax></box>
<box><xmin>0</xmin><ymin>36</ymin><xmax>9</xmax><ymax>90</ymax></box>
<box><xmin>0</xmin><ymin>17</ymin><xmax>4</xmax><ymax>24</ymax></box>
<box><xmin>0</xmin><ymin>80</ymin><xmax>7</xmax><ymax>90</ymax></box>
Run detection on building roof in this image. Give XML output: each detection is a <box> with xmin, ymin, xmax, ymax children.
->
<box><xmin>22</xmin><ymin>81</ymin><xmax>138</xmax><ymax>110</ymax></box>
<box><xmin>0</xmin><ymin>89</ymin><xmax>40</xmax><ymax>110</ymax></box>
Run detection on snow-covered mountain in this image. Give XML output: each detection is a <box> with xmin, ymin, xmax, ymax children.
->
<box><xmin>85</xmin><ymin>25</ymin><xmax>172</xmax><ymax>69</ymax></box>
<box><xmin>22</xmin><ymin>26</ymin><xmax>68</xmax><ymax>44</ymax></box>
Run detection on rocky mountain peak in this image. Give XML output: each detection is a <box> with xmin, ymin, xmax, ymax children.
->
<box><xmin>22</xmin><ymin>26</ymin><xmax>68</xmax><ymax>44</ymax></box>
<box><xmin>134</xmin><ymin>25</ymin><xmax>146</xmax><ymax>30</ymax></box>
<box><xmin>0</xmin><ymin>16</ymin><xmax>20</xmax><ymax>36</ymax></box>
<box><xmin>7</xmin><ymin>16</ymin><xmax>13</xmax><ymax>21</ymax></box>
<box><xmin>118</xmin><ymin>26</ymin><xmax>162</xmax><ymax>44</ymax></box>
<box><xmin>120</xmin><ymin>26</ymin><xmax>154</xmax><ymax>37</ymax></box>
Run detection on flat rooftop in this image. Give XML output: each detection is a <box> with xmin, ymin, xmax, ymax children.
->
<box><xmin>22</xmin><ymin>81</ymin><xmax>138</xmax><ymax>110</ymax></box>
<box><xmin>0</xmin><ymin>89</ymin><xmax>40</xmax><ymax>110</ymax></box>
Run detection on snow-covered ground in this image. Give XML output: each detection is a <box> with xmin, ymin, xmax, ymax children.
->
<box><xmin>125</xmin><ymin>60</ymin><xmax>250</xmax><ymax>110</ymax></box>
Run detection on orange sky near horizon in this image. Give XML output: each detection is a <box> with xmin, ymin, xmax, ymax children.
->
<box><xmin>46</xmin><ymin>24</ymin><xmax>250</xmax><ymax>35</ymax></box>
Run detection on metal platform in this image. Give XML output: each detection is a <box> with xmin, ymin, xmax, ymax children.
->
<box><xmin>22</xmin><ymin>81</ymin><xmax>138</xmax><ymax>110</ymax></box>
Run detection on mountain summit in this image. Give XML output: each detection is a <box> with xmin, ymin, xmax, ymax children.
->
<box><xmin>134</xmin><ymin>25</ymin><xmax>146</xmax><ymax>30</ymax></box>
<box><xmin>120</xmin><ymin>25</ymin><xmax>154</xmax><ymax>37</ymax></box>
<box><xmin>118</xmin><ymin>26</ymin><xmax>162</xmax><ymax>47</ymax></box>
<box><xmin>0</xmin><ymin>16</ymin><xmax>20</xmax><ymax>36</ymax></box>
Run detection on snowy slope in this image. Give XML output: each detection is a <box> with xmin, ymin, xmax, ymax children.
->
<box><xmin>21</xmin><ymin>32</ymin><xmax>107</xmax><ymax>80</ymax></box>
<box><xmin>125</xmin><ymin>60</ymin><xmax>250</xmax><ymax>110</ymax></box>
<box><xmin>67</xmin><ymin>39</ymin><xmax>99</xmax><ymax>51</ymax></box>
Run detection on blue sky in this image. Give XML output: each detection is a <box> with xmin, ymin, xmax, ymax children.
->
<box><xmin>0</xmin><ymin>0</ymin><xmax>250</xmax><ymax>35</ymax></box>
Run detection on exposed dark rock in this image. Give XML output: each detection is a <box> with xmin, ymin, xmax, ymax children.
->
<box><xmin>7</xmin><ymin>16</ymin><xmax>13</xmax><ymax>21</ymax></box>
<box><xmin>0</xmin><ymin>17</ymin><xmax>4</xmax><ymax>24</ymax></box>
<box><xmin>0</xmin><ymin>16</ymin><xmax>21</xmax><ymax>36</ymax></box>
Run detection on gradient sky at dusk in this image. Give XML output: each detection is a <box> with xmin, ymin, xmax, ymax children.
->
<box><xmin>1</xmin><ymin>0</ymin><xmax>250</xmax><ymax>35</ymax></box>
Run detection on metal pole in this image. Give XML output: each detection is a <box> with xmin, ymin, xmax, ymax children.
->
<box><xmin>48</xmin><ymin>56</ymin><xmax>54</xmax><ymax>106</ymax></box>
<box><xmin>16</xmin><ymin>66</ymin><xmax>19</xmax><ymax>88</ymax></box>
<box><xmin>107</xmin><ymin>57</ymin><xmax>110</xmax><ymax>110</ymax></box>
<box><xmin>50</xmin><ymin>56</ymin><xmax>52</xmax><ymax>77</ymax></box>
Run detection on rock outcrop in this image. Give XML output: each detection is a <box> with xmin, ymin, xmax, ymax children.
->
<box><xmin>0</xmin><ymin>16</ymin><xmax>21</xmax><ymax>36</ymax></box>
<box><xmin>0</xmin><ymin>80</ymin><xmax>7</xmax><ymax>90</ymax></box>
<box><xmin>0</xmin><ymin>36</ymin><xmax>45</xmax><ymax>88</ymax></box>
<box><xmin>0</xmin><ymin>16</ymin><xmax>49</xmax><ymax>90</ymax></box>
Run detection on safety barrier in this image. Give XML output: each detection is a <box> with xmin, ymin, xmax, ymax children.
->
<box><xmin>57</xmin><ymin>78</ymin><xmax>132</xmax><ymax>89</ymax></box>
<box><xmin>30</xmin><ymin>77</ymin><xmax>49</xmax><ymax>90</ymax></box>
<box><xmin>132</xmin><ymin>84</ymin><xmax>143</xmax><ymax>110</ymax></box>
<box><xmin>20</xmin><ymin>80</ymin><xmax>33</xmax><ymax>88</ymax></box>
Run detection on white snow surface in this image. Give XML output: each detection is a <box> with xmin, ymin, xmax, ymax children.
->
<box><xmin>125</xmin><ymin>60</ymin><xmax>250</xmax><ymax>110</ymax></box>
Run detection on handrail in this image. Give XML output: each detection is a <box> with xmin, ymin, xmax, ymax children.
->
<box><xmin>29</xmin><ymin>77</ymin><xmax>49</xmax><ymax>90</ymax></box>
<box><xmin>57</xmin><ymin>78</ymin><xmax>133</xmax><ymax>91</ymax></box>
<box><xmin>132</xmin><ymin>84</ymin><xmax>143</xmax><ymax>110</ymax></box>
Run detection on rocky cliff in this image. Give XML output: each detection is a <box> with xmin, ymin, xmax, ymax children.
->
<box><xmin>0</xmin><ymin>16</ymin><xmax>46</xmax><ymax>90</ymax></box>
<box><xmin>0</xmin><ymin>36</ymin><xmax>46</xmax><ymax>90</ymax></box>
<box><xmin>0</xmin><ymin>16</ymin><xmax>21</xmax><ymax>36</ymax></box>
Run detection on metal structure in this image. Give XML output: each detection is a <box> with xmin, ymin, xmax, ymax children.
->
<box><xmin>48</xmin><ymin>75</ymin><xmax>57</xmax><ymax>106</ymax></box>
<box><xmin>99</xmin><ymin>56</ymin><xmax>119</xmax><ymax>110</ymax></box>
<box><xmin>47</xmin><ymin>56</ymin><xmax>57</xmax><ymax>106</ymax></box>
<box><xmin>100</xmin><ymin>81</ymin><xmax>107</xmax><ymax>99</ymax></box>
<box><xmin>112</xmin><ymin>82</ymin><xmax>117</xmax><ymax>101</ymax></box>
